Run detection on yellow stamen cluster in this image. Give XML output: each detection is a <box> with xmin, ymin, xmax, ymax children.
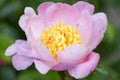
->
<box><xmin>40</xmin><ymin>22</ymin><xmax>82</xmax><ymax>58</ymax></box>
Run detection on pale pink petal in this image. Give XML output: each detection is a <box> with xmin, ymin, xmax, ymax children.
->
<box><xmin>46</xmin><ymin>3</ymin><xmax>80</xmax><ymax>26</ymax></box>
<box><xmin>5</xmin><ymin>44</ymin><xmax>17</xmax><ymax>56</ymax></box>
<box><xmin>19</xmin><ymin>15</ymin><xmax>28</xmax><ymax>31</ymax></box>
<box><xmin>20</xmin><ymin>13</ymin><xmax>45</xmax><ymax>51</ymax></box>
<box><xmin>36</xmin><ymin>42</ymin><xmax>56</xmax><ymax>63</ymax></box>
<box><xmin>68</xmin><ymin>52</ymin><xmax>100</xmax><ymax>79</ymax></box>
<box><xmin>15</xmin><ymin>40</ymin><xmax>31</xmax><ymax>54</ymax></box>
<box><xmin>37</xmin><ymin>2</ymin><xmax>54</xmax><ymax>16</ymax></box>
<box><xmin>15</xmin><ymin>40</ymin><xmax>40</xmax><ymax>58</ymax></box>
<box><xmin>58</xmin><ymin>44</ymin><xmax>88</xmax><ymax>65</ymax></box>
<box><xmin>77</xmin><ymin>11</ymin><xmax>92</xmax><ymax>45</ymax></box>
<box><xmin>34</xmin><ymin>60</ymin><xmax>50</xmax><ymax>74</ymax></box>
<box><xmin>28</xmin><ymin>16</ymin><xmax>46</xmax><ymax>39</ymax></box>
<box><xmin>19</xmin><ymin>7</ymin><xmax>36</xmax><ymax>31</ymax></box>
<box><xmin>87</xmin><ymin>13</ymin><xmax>107</xmax><ymax>50</ymax></box>
<box><xmin>73</xmin><ymin>1</ymin><xmax>94</xmax><ymax>15</ymax></box>
<box><xmin>12</xmin><ymin>54</ymin><xmax>33</xmax><ymax>70</ymax></box>
<box><xmin>26</xmin><ymin>25</ymin><xmax>57</xmax><ymax>63</ymax></box>
<box><xmin>24</xmin><ymin>7</ymin><xmax>35</xmax><ymax>15</ymax></box>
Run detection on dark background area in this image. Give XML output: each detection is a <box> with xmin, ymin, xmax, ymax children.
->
<box><xmin>0</xmin><ymin>0</ymin><xmax>120</xmax><ymax>80</ymax></box>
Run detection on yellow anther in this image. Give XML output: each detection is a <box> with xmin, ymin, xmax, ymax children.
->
<box><xmin>40</xmin><ymin>22</ymin><xmax>82</xmax><ymax>58</ymax></box>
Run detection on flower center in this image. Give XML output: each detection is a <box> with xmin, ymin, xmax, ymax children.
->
<box><xmin>40</xmin><ymin>22</ymin><xmax>82</xmax><ymax>58</ymax></box>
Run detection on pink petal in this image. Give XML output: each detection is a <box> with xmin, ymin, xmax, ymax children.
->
<box><xmin>26</xmin><ymin>24</ymin><xmax>57</xmax><ymax>63</ymax></box>
<box><xmin>15</xmin><ymin>40</ymin><xmax>40</xmax><ymax>58</ymax></box>
<box><xmin>12</xmin><ymin>54</ymin><xmax>33</xmax><ymax>70</ymax></box>
<box><xmin>19</xmin><ymin>9</ymin><xmax>46</xmax><ymax>55</ymax></box>
<box><xmin>19</xmin><ymin>15</ymin><xmax>28</xmax><ymax>31</ymax></box>
<box><xmin>28</xmin><ymin>16</ymin><xmax>46</xmax><ymax>39</ymax></box>
<box><xmin>77</xmin><ymin>11</ymin><xmax>92</xmax><ymax>45</ymax></box>
<box><xmin>73</xmin><ymin>1</ymin><xmax>94</xmax><ymax>15</ymax></box>
<box><xmin>87</xmin><ymin>13</ymin><xmax>107</xmax><ymax>50</ymax></box>
<box><xmin>46</xmin><ymin>3</ymin><xmax>80</xmax><ymax>26</ymax></box>
<box><xmin>58</xmin><ymin>44</ymin><xmax>88</xmax><ymax>66</ymax></box>
<box><xmin>35</xmin><ymin>42</ymin><xmax>56</xmax><ymax>63</ymax></box>
<box><xmin>51</xmin><ymin>63</ymin><xmax>73</xmax><ymax>71</ymax></box>
<box><xmin>34</xmin><ymin>60</ymin><xmax>50</xmax><ymax>74</ymax></box>
<box><xmin>68</xmin><ymin>52</ymin><xmax>100</xmax><ymax>79</ymax></box>
<box><xmin>5</xmin><ymin>44</ymin><xmax>17</xmax><ymax>56</ymax></box>
<box><xmin>19</xmin><ymin>7</ymin><xmax>36</xmax><ymax>31</ymax></box>
<box><xmin>24</xmin><ymin>7</ymin><xmax>35</xmax><ymax>15</ymax></box>
<box><xmin>37</xmin><ymin>2</ymin><xmax>54</xmax><ymax>16</ymax></box>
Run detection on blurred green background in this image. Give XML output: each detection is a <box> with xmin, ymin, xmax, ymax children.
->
<box><xmin>0</xmin><ymin>0</ymin><xmax>120</xmax><ymax>80</ymax></box>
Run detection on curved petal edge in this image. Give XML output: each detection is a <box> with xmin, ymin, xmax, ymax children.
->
<box><xmin>68</xmin><ymin>52</ymin><xmax>100</xmax><ymax>79</ymax></box>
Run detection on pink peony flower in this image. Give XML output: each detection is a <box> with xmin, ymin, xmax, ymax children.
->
<box><xmin>5</xmin><ymin>1</ymin><xmax>107</xmax><ymax>79</ymax></box>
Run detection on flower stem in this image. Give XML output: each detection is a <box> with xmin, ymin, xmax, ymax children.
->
<box><xmin>58</xmin><ymin>71</ymin><xmax>65</xmax><ymax>80</ymax></box>
<box><xmin>65</xmin><ymin>71</ymin><xmax>72</xmax><ymax>80</ymax></box>
<box><xmin>58</xmin><ymin>71</ymin><xmax>72</xmax><ymax>80</ymax></box>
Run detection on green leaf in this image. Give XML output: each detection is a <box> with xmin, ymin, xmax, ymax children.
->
<box><xmin>18</xmin><ymin>70</ymin><xmax>61</xmax><ymax>80</ymax></box>
<box><xmin>0</xmin><ymin>0</ymin><xmax>6</xmax><ymax>7</ymax></box>
<box><xmin>0</xmin><ymin>23</ymin><xmax>19</xmax><ymax>38</ymax></box>
<box><xmin>104</xmin><ymin>22</ymin><xmax>116</xmax><ymax>44</ymax></box>
<box><xmin>95</xmin><ymin>66</ymin><xmax>109</xmax><ymax>77</ymax></box>
<box><xmin>0</xmin><ymin>34</ymin><xmax>14</xmax><ymax>62</ymax></box>
<box><xmin>0</xmin><ymin>66</ymin><xmax>16</xmax><ymax>80</ymax></box>
<box><xmin>0</xmin><ymin>1</ymin><xmax>21</xmax><ymax>18</ymax></box>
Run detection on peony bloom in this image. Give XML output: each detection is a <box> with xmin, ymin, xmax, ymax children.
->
<box><xmin>5</xmin><ymin>1</ymin><xmax>107</xmax><ymax>79</ymax></box>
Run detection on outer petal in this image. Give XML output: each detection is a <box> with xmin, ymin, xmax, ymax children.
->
<box><xmin>73</xmin><ymin>1</ymin><xmax>94</xmax><ymax>15</ymax></box>
<box><xmin>77</xmin><ymin>11</ymin><xmax>92</xmax><ymax>45</ymax></box>
<box><xmin>12</xmin><ymin>54</ymin><xmax>33</xmax><ymax>70</ymax></box>
<box><xmin>56</xmin><ymin>44</ymin><xmax>88</xmax><ymax>70</ymax></box>
<box><xmin>16</xmin><ymin>40</ymin><xmax>31</xmax><ymax>54</ymax></box>
<box><xmin>15</xmin><ymin>40</ymin><xmax>40</xmax><ymax>58</ymax></box>
<box><xmin>5</xmin><ymin>44</ymin><xmax>17</xmax><ymax>56</ymax></box>
<box><xmin>19</xmin><ymin>7</ymin><xmax>36</xmax><ymax>31</ymax></box>
<box><xmin>37</xmin><ymin>2</ymin><xmax>54</xmax><ymax>16</ymax></box>
<box><xmin>46</xmin><ymin>3</ymin><xmax>80</xmax><ymax>26</ymax></box>
<box><xmin>28</xmin><ymin>16</ymin><xmax>46</xmax><ymax>40</ymax></box>
<box><xmin>34</xmin><ymin>60</ymin><xmax>51</xmax><ymax>74</ymax></box>
<box><xmin>7</xmin><ymin>40</ymin><xmax>39</xmax><ymax>59</ymax></box>
<box><xmin>87</xmin><ymin>13</ymin><xmax>107</xmax><ymax>50</ymax></box>
<box><xmin>68</xmin><ymin>52</ymin><xmax>100</xmax><ymax>79</ymax></box>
